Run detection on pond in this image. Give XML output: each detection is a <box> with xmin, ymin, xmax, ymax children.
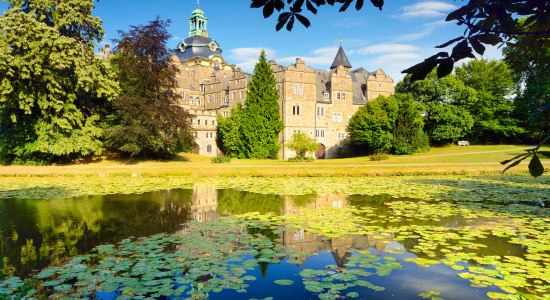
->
<box><xmin>0</xmin><ymin>188</ymin><xmax>548</xmax><ymax>299</ymax></box>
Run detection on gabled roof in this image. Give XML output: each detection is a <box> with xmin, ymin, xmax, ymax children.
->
<box><xmin>330</xmin><ymin>46</ymin><xmax>352</xmax><ymax>70</ymax></box>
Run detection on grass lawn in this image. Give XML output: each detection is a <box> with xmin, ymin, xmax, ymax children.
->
<box><xmin>0</xmin><ymin>144</ymin><xmax>547</xmax><ymax>177</ymax></box>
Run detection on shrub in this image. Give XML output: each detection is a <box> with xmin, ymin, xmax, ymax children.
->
<box><xmin>369</xmin><ymin>153</ymin><xmax>389</xmax><ymax>161</ymax></box>
<box><xmin>288</xmin><ymin>157</ymin><xmax>314</xmax><ymax>162</ymax></box>
<box><xmin>211</xmin><ymin>156</ymin><xmax>231</xmax><ymax>164</ymax></box>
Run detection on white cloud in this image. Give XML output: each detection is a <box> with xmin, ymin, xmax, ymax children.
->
<box><xmin>334</xmin><ymin>18</ymin><xmax>367</xmax><ymax>28</ymax></box>
<box><xmin>228</xmin><ymin>48</ymin><xmax>276</xmax><ymax>72</ymax></box>
<box><xmin>394</xmin><ymin>28</ymin><xmax>435</xmax><ymax>42</ymax></box>
<box><xmin>399</xmin><ymin>1</ymin><xmax>458</xmax><ymax>19</ymax></box>
<box><xmin>278</xmin><ymin>47</ymin><xmax>339</xmax><ymax>67</ymax></box>
<box><xmin>357</xmin><ymin>44</ymin><xmax>419</xmax><ymax>55</ymax></box>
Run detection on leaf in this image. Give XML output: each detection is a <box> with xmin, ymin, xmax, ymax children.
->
<box><xmin>274</xmin><ymin>279</ymin><xmax>294</xmax><ymax>285</ymax></box>
<box><xmin>295</xmin><ymin>14</ymin><xmax>311</xmax><ymax>28</ymax></box>
<box><xmin>446</xmin><ymin>5</ymin><xmax>471</xmax><ymax>21</ymax></box>
<box><xmin>371</xmin><ymin>0</ymin><xmax>384</xmax><ymax>10</ymax></box>
<box><xmin>451</xmin><ymin>40</ymin><xmax>475</xmax><ymax>60</ymax></box>
<box><xmin>251</xmin><ymin>0</ymin><xmax>269</xmax><ymax>8</ymax></box>
<box><xmin>435</xmin><ymin>37</ymin><xmax>464</xmax><ymax>48</ymax></box>
<box><xmin>263</xmin><ymin>3</ymin><xmax>276</xmax><ymax>18</ymax></box>
<box><xmin>436</xmin><ymin>58</ymin><xmax>454</xmax><ymax>78</ymax></box>
<box><xmin>402</xmin><ymin>59</ymin><xmax>439</xmax><ymax>82</ymax></box>
<box><xmin>528</xmin><ymin>154</ymin><xmax>544</xmax><ymax>177</ymax></box>
<box><xmin>469</xmin><ymin>37</ymin><xmax>486</xmax><ymax>56</ymax></box>
<box><xmin>475</xmin><ymin>34</ymin><xmax>503</xmax><ymax>46</ymax></box>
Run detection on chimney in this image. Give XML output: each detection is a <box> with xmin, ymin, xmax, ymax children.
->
<box><xmin>105</xmin><ymin>44</ymin><xmax>111</xmax><ymax>58</ymax></box>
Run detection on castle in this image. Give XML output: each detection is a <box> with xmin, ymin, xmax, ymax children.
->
<box><xmin>173</xmin><ymin>4</ymin><xmax>394</xmax><ymax>159</ymax></box>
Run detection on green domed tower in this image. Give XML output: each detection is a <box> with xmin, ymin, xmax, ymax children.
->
<box><xmin>189</xmin><ymin>4</ymin><xmax>208</xmax><ymax>37</ymax></box>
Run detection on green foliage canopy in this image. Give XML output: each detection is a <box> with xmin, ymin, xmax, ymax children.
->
<box><xmin>216</xmin><ymin>104</ymin><xmax>244</xmax><ymax>158</ymax></box>
<box><xmin>455</xmin><ymin>59</ymin><xmax>523</xmax><ymax>143</ymax></box>
<box><xmin>105</xmin><ymin>19</ymin><xmax>193</xmax><ymax>158</ymax></box>
<box><xmin>0</xmin><ymin>1</ymin><xmax>119</xmax><ymax>164</ymax></box>
<box><xmin>287</xmin><ymin>132</ymin><xmax>318</xmax><ymax>160</ymax></box>
<box><xmin>348</xmin><ymin>95</ymin><xmax>398</xmax><ymax>154</ymax></box>
<box><xmin>233</xmin><ymin>50</ymin><xmax>283</xmax><ymax>159</ymax></box>
<box><xmin>397</xmin><ymin>72</ymin><xmax>475</xmax><ymax>145</ymax></box>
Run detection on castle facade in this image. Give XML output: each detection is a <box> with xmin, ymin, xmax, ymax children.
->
<box><xmin>173</xmin><ymin>5</ymin><xmax>394</xmax><ymax>159</ymax></box>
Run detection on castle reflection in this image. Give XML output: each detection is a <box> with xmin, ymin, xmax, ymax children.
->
<box><xmin>188</xmin><ymin>187</ymin><xmax>394</xmax><ymax>267</ymax></box>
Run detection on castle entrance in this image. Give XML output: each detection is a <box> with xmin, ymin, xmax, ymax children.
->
<box><xmin>316</xmin><ymin>144</ymin><xmax>326</xmax><ymax>159</ymax></box>
<box><xmin>193</xmin><ymin>144</ymin><xmax>200</xmax><ymax>155</ymax></box>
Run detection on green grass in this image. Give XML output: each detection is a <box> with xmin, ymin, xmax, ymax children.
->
<box><xmin>0</xmin><ymin>145</ymin><xmax>547</xmax><ymax>177</ymax></box>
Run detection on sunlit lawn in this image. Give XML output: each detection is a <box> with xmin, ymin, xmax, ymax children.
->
<box><xmin>0</xmin><ymin>145</ymin><xmax>547</xmax><ymax>176</ymax></box>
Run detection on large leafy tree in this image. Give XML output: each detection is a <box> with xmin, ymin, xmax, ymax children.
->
<box><xmin>251</xmin><ymin>0</ymin><xmax>550</xmax><ymax>81</ymax></box>
<box><xmin>392</xmin><ymin>94</ymin><xmax>429</xmax><ymax>155</ymax></box>
<box><xmin>397</xmin><ymin>72</ymin><xmax>476</xmax><ymax>145</ymax></box>
<box><xmin>238</xmin><ymin>50</ymin><xmax>283</xmax><ymax>159</ymax></box>
<box><xmin>455</xmin><ymin>59</ymin><xmax>523</xmax><ymax>143</ymax></box>
<box><xmin>0</xmin><ymin>0</ymin><xmax>119</xmax><ymax>164</ymax></box>
<box><xmin>105</xmin><ymin>19</ymin><xmax>194</xmax><ymax>158</ymax></box>
<box><xmin>347</xmin><ymin>95</ymin><xmax>398</xmax><ymax>154</ymax></box>
<box><xmin>504</xmin><ymin>25</ymin><xmax>550</xmax><ymax>142</ymax></box>
<box><xmin>216</xmin><ymin>104</ymin><xmax>244</xmax><ymax>158</ymax></box>
<box><xmin>287</xmin><ymin>132</ymin><xmax>318</xmax><ymax>160</ymax></box>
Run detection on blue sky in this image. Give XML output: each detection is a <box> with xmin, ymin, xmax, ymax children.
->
<box><xmin>2</xmin><ymin>0</ymin><xmax>503</xmax><ymax>82</ymax></box>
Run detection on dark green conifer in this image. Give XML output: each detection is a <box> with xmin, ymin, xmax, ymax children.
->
<box><xmin>239</xmin><ymin>50</ymin><xmax>283</xmax><ymax>159</ymax></box>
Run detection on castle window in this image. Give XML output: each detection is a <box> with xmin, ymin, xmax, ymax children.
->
<box><xmin>336</xmin><ymin>92</ymin><xmax>341</xmax><ymax>100</ymax></box>
<box><xmin>212</xmin><ymin>121</ymin><xmax>216</xmax><ymax>126</ymax></box>
<box><xmin>207</xmin><ymin>95</ymin><xmax>211</xmax><ymax>103</ymax></box>
<box><xmin>224</xmin><ymin>95</ymin><xmax>229</xmax><ymax>104</ymax></box>
<box><xmin>205</xmin><ymin>120</ymin><xmax>208</xmax><ymax>126</ymax></box>
<box><xmin>332</xmin><ymin>114</ymin><xmax>342</xmax><ymax>123</ymax></box>
<box><xmin>379</xmin><ymin>83</ymin><xmax>382</xmax><ymax>88</ymax></box>
<box><xmin>324</xmin><ymin>92</ymin><xmax>330</xmax><ymax>99</ymax></box>
<box><xmin>292</xmin><ymin>105</ymin><xmax>300</xmax><ymax>116</ymax></box>
<box><xmin>299</xmin><ymin>85</ymin><xmax>304</xmax><ymax>95</ymax></box>
<box><xmin>200</xmin><ymin>84</ymin><xmax>205</xmax><ymax>92</ymax></box>
<box><xmin>181</xmin><ymin>91</ymin><xmax>185</xmax><ymax>101</ymax></box>
<box><xmin>316</xmin><ymin>107</ymin><xmax>324</xmax><ymax>117</ymax></box>
<box><xmin>207</xmin><ymin>145</ymin><xmax>212</xmax><ymax>153</ymax></box>
<box><xmin>338</xmin><ymin>133</ymin><xmax>346</xmax><ymax>139</ymax></box>
<box><xmin>240</xmin><ymin>91</ymin><xmax>244</xmax><ymax>99</ymax></box>
<box><xmin>189</xmin><ymin>99</ymin><xmax>193</xmax><ymax>106</ymax></box>
<box><xmin>293</xmin><ymin>85</ymin><xmax>299</xmax><ymax>95</ymax></box>
<box><xmin>215</xmin><ymin>94</ymin><xmax>219</xmax><ymax>102</ymax></box>
<box><xmin>315</xmin><ymin>129</ymin><xmax>325</xmax><ymax>138</ymax></box>
<box><xmin>342</xmin><ymin>93</ymin><xmax>346</xmax><ymax>100</ymax></box>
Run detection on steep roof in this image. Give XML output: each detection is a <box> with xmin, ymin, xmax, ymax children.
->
<box><xmin>330</xmin><ymin>46</ymin><xmax>352</xmax><ymax>70</ymax></box>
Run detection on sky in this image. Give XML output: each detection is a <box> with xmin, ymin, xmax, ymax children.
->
<box><xmin>1</xmin><ymin>0</ymin><xmax>503</xmax><ymax>82</ymax></box>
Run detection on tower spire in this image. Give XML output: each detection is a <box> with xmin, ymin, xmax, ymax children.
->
<box><xmin>189</xmin><ymin>2</ymin><xmax>208</xmax><ymax>37</ymax></box>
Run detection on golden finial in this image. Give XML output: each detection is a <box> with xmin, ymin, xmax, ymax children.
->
<box><xmin>339</xmin><ymin>35</ymin><xmax>343</xmax><ymax>47</ymax></box>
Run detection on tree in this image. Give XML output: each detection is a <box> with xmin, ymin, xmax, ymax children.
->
<box><xmin>0</xmin><ymin>1</ymin><xmax>119</xmax><ymax>164</ymax></box>
<box><xmin>347</xmin><ymin>95</ymin><xmax>398</xmax><ymax>154</ymax></box>
<box><xmin>393</xmin><ymin>94</ymin><xmax>429</xmax><ymax>155</ymax></box>
<box><xmin>504</xmin><ymin>22</ymin><xmax>550</xmax><ymax>142</ymax></box>
<box><xmin>397</xmin><ymin>72</ymin><xmax>476</xmax><ymax>145</ymax></box>
<box><xmin>455</xmin><ymin>59</ymin><xmax>523</xmax><ymax>143</ymax></box>
<box><xmin>105</xmin><ymin>19</ymin><xmax>193</xmax><ymax>158</ymax></box>
<box><xmin>238</xmin><ymin>50</ymin><xmax>283</xmax><ymax>159</ymax></box>
<box><xmin>216</xmin><ymin>104</ymin><xmax>244</xmax><ymax>158</ymax></box>
<box><xmin>251</xmin><ymin>0</ymin><xmax>550</xmax><ymax>81</ymax></box>
<box><xmin>287</xmin><ymin>132</ymin><xmax>318</xmax><ymax>160</ymax></box>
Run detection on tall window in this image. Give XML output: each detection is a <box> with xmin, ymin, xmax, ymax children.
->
<box><xmin>298</xmin><ymin>85</ymin><xmax>304</xmax><ymax>95</ymax></box>
<box><xmin>292</xmin><ymin>105</ymin><xmax>300</xmax><ymax>116</ymax></box>
<box><xmin>315</xmin><ymin>129</ymin><xmax>325</xmax><ymax>138</ymax></box>
<box><xmin>207</xmin><ymin>95</ymin><xmax>211</xmax><ymax>103</ymax></box>
<box><xmin>197</xmin><ymin>119</ymin><xmax>201</xmax><ymax>125</ymax></box>
<box><xmin>336</xmin><ymin>92</ymin><xmax>341</xmax><ymax>100</ymax></box>
<box><xmin>189</xmin><ymin>99</ymin><xmax>193</xmax><ymax>106</ymax></box>
<box><xmin>316</xmin><ymin>107</ymin><xmax>324</xmax><ymax>117</ymax></box>
<box><xmin>293</xmin><ymin>85</ymin><xmax>299</xmax><ymax>95</ymax></box>
<box><xmin>205</xmin><ymin>120</ymin><xmax>208</xmax><ymax>126</ymax></box>
<box><xmin>342</xmin><ymin>93</ymin><xmax>346</xmax><ymax>100</ymax></box>
<box><xmin>215</xmin><ymin>94</ymin><xmax>219</xmax><ymax>102</ymax></box>
<box><xmin>240</xmin><ymin>90</ymin><xmax>244</xmax><ymax>99</ymax></box>
<box><xmin>207</xmin><ymin>145</ymin><xmax>212</xmax><ymax>153</ymax></box>
<box><xmin>181</xmin><ymin>91</ymin><xmax>185</xmax><ymax>101</ymax></box>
